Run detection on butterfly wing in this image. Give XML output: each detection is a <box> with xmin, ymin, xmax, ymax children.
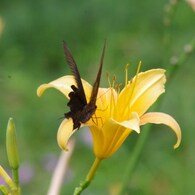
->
<box><xmin>63</xmin><ymin>41</ymin><xmax>87</xmax><ymax>105</ymax></box>
<box><xmin>65</xmin><ymin>85</ymin><xmax>85</xmax><ymax>129</ymax></box>
<box><xmin>63</xmin><ymin>41</ymin><xmax>106</xmax><ymax>129</ymax></box>
<box><xmin>89</xmin><ymin>41</ymin><xmax>106</xmax><ymax>106</ymax></box>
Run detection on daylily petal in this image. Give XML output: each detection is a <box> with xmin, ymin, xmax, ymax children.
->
<box><xmin>140</xmin><ymin>112</ymin><xmax>181</xmax><ymax>149</ymax></box>
<box><xmin>116</xmin><ymin>69</ymin><xmax>166</xmax><ymax>119</ymax></box>
<box><xmin>91</xmin><ymin>88</ymin><xmax>118</xmax><ymax>126</ymax></box>
<box><xmin>37</xmin><ymin>75</ymin><xmax>92</xmax><ymax>100</ymax></box>
<box><xmin>96</xmin><ymin>88</ymin><xmax>117</xmax><ymax>110</ymax></box>
<box><xmin>90</xmin><ymin>118</ymin><xmax>136</xmax><ymax>159</ymax></box>
<box><xmin>102</xmin><ymin>120</ymin><xmax>129</xmax><ymax>158</ymax></box>
<box><xmin>113</xmin><ymin>112</ymin><xmax>140</xmax><ymax>134</ymax></box>
<box><xmin>89</xmin><ymin>125</ymin><xmax>105</xmax><ymax>158</ymax></box>
<box><xmin>57</xmin><ymin>118</ymin><xmax>75</xmax><ymax>151</ymax></box>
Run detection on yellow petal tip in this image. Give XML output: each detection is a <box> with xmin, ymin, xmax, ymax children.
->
<box><xmin>136</xmin><ymin>129</ymin><xmax>140</xmax><ymax>134</ymax></box>
<box><xmin>37</xmin><ymin>84</ymin><xmax>48</xmax><ymax>97</ymax></box>
<box><xmin>173</xmin><ymin>140</ymin><xmax>181</xmax><ymax>149</ymax></box>
<box><xmin>140</xmin><ymin>112</ymin><xmax>181</xmax><ymax>150</ymax></box>
<box><xmin>57</xmin><ymin>119</ymin><xmax>75</xmax><ymax>151</ymax></box>
<box><xmin>61</xmin><ymin>146</ymin><xmax>69</xmax><ymax>151</ymax></box>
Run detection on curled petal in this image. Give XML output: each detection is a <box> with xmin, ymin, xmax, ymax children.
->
<box><xmin>114</xmin><ymin>112</ymin><xmax>140</xmax><ymax>133</ymax></box>
<box><xmin>37</xmin><ymin>75</ymin><xmax>92</xmax><ymax>99</ymax></box>
<box><xmin>57</xmin><ymin>118</ymin><xmax>75</xmax><ymax>151</ymax></box>
<box><xmin>140</xmin><ymin>112</ymin><xmax>181</xmax><ymax>149</ymax></box>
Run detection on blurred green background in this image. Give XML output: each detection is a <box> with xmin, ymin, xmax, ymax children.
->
<box><xmin>0</xmin><ymin>0</ymin><xmax>195</xmax><ymax>194</ymax></box>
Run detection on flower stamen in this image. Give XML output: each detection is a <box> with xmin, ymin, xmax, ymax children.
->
<box><xmin>128</xmin><ymin>61</ymin><xmax>141</xmax><ymax>102</ymax></box>
<box><xmin>130</xmin><ymin>62</ymin><xmax>141</xmax><ymax>97</ymax></box>
<box><xmin>106</xmin><ymin>72</ymin><xmax>111</xmax><ymax>88</ymax></box>
<box><xmin>125</xmin><ymin>64</ymin><xmax>130</xmax><ymax>87</ymax></box>
<box><xmin>107</xmin><ymin>73</ymin><xmax>117</xmax><ymax>117</ymax></box>
<box><xmin>116</xmin><ymin>83</ymin><xmax>122</xmax><ymax>94</ymax></box>
<box><xmin>123</xmin><ymin>62</ymin><xmax>142</xmax><ymax>118</ymax></box>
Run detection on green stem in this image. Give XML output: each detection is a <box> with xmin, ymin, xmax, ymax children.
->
<box><xmin>73</xmin><ymin>157</ymin><xmax>102</xmax><ymax>195</ymax></box>
<box><xmin>0</xmin><ymin>185</ymin><xmax>9</xmax><ymax>195</ymax></box>
<box><xmin>118</xmin><ymin>124</ymin><xmax>152</xmax><ymax>195</ymax></box>
<box><xmin>12</xmin><ymin>168</ymin><xmax>19</xmax><ymax>188</ymax></box>
<box><xmin>166</xmin><ymin>37</ymin><xmax>195</xmax><ymax>80</ymax></box>
<box><xmin>10</xmin><ymin>169</ymin><xmax>21</xmax><ymax>194</ymax></box>
<box><xmin>162</xmin><ymin>0</ymin><xmax>180</xmax><ymax>66</ymax></box>
<box><xmin>0</xmin><ymin>166</ymin><xmax>17</xmax><ymax>194</ymax></box>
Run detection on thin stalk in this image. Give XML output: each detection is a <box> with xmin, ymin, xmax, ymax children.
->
<box><xmin>12</xmin><ymin>169</ymin><xmax>19</xmax><ymax>187</ymax></box>
<box><xmin>73</xmin><ymin>157</ymin><xmax>102</xmax><ymax>195</ymax></box>
<box><xmin>0</xmin><ymin>166</ymin><xmax>17</xmax><ymax>194</ymax></box>
<box><xmin>0</xmin><ymin>185</ymin><xmax>9</xmax><ymax>195</ymax></box>
<box><xmin>48</xmin><ymin>140</ymin><xmax>75</xmax><ymax>195</ymax></box>
<box><xmin>118</xmin><ymin>124</ymin><xmax>152</xmax><ymax>194</ymax></box>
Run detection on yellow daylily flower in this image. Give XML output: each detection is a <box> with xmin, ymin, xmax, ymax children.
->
<box><xmin>37</xmin><ymin>67</ymin><xmax>181</xmax><ymax>159</ymax></box>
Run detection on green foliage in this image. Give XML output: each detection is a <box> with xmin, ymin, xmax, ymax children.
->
<box><xmin>0</xmin><ymin>0</ymin><xmax>195</xmax><ymax>194</ymax></box>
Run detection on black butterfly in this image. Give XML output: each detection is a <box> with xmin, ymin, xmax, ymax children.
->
<box><xmin>63</xmin><ymin>41</ymin><xmax>106</xmax><ymax>130</ymax></box>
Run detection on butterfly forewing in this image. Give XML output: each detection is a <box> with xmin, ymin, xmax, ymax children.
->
<box><xmin>63</xmin><ymin>41</ymin><xmax>87</xmax><ymax>105</ymax></box>
<box><xmin>89</xmin><ymin>41</ymin><xmax>106</xmax><ymax>106</ymax></box>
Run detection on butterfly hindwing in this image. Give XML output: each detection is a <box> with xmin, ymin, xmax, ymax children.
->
<box><xmin>65</xmin><ymin>86</ymin><xmax>85</xmax><ymax>118</ymax></box>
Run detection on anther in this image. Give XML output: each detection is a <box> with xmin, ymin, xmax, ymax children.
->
<box><xmin>106</xmin><ymin>72</ymin><xmax>112</xmax><ymax>88</ymax></box>
<box><xmin>125</xmin><ymin>64</ymin><xmax>130</xmax><ymax>86</ymax></box>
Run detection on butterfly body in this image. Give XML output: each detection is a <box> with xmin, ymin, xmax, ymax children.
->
<box><xmin>63</xmin><ymin>41</ymin><xmax>106</xmax><ymax>130</ymax></box>
<box><xmin>64</xmin><ymin>85</ymin><xmax>97</xmax><ymax>129</ymax></box>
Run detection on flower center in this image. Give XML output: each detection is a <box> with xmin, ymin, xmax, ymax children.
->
<box><xmin>113</xmin><ymin>62</ymin><xmax>141</xmax><ymax>121</ymax></box>
<box><xmin>91</xmin><ymin>63</ymin><xmax>142</xmax><ymax>126</ymax></box>
<box><xmin>123</xmin><ymin>62</ymin><xmax>141</xmax><ymax>116</ymax></box>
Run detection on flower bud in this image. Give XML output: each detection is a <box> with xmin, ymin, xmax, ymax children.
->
<box><xmin>6</xmin><ymin>118</ymin><xmax>20</xmax><ymax>170</ymax></box>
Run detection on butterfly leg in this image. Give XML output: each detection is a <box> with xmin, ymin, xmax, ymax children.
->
<box><xmin>91</xmin><ymin>114</ymin><xmax>103</xmax><ymax>127</ymax></box>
